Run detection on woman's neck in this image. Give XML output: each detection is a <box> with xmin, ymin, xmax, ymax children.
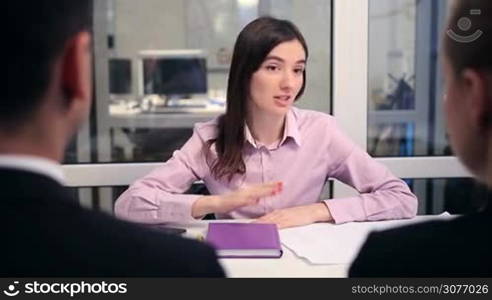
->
<box><xmin>246</xmin><ymin>109</ymin><xmax>285</xmax><ymax>146</ymax></box>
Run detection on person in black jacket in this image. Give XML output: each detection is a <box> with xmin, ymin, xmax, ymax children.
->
<box><xmin>350</xmin><ymin>0</ymin><xmax>491</xmax><ymax>277</ymax></box>
<box><xmin>1</xmin><ymin>0</ymin><xmax>224</xmax><ymax>277</ymax></box>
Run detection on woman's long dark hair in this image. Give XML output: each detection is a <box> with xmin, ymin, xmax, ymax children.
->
<box><xmin>207</xmin><ymin>17</ymin><xmax>308</xmax><ymax>181</ymax></box>
<box><xmin>444</xmin><ymin>0</ymin><xmax>491</xmax><ymax>75</ymax></box>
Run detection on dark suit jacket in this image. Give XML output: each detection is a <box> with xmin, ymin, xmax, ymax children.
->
<box><xmin>0</xmin><ymin>168</ymin><xmax>225</xmax><ymax>277</ymax></box>
<box><xmin>349</xmin><ymin>205</ymin><xmax>492</xmax><ymax>277</ymax></box>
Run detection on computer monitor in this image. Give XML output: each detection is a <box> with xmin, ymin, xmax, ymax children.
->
<box><xmin>140</xmin><ymin>50</ymin><xmax>207</xmax><ymax>99</ymax></box>
<box><xmin>109</xmin><ymin>58</ymin><xmax>132</xmax><ymax>95</ymax></box>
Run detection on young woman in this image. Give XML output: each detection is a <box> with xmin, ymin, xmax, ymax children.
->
<box><xmin>115</xmin><ymin>17</ymin><xmax>417</xmax><ymax>228</ymax></box>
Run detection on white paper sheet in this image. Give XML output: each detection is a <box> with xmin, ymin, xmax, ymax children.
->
<box><xmin>279</xmin><ymin>213</ymin><xmax>456</xmax><ymax>265</ymax></box>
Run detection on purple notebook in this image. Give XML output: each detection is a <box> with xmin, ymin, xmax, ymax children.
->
<box><xmin>206</xmin><ymin>223</ymin><xmax>283</xmax><ymax>258</ymax></box>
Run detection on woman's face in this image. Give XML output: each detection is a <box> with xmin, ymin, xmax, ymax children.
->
<box><xmin>248</xmin><ymin>39</ymin><xmax>306</xmax><ymax>117</ymax></box>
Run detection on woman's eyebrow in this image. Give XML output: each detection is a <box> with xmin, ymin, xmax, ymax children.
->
<box><xmin>264</xmin><ymin>55</ymin><xmax>306</xmax><ymax>64</ymax></box>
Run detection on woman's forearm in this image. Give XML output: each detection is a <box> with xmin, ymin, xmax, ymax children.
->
<box><xmin>191</xmin><ymin>195</ymin><xmax>220</xmax><ymax>219</ymax></box>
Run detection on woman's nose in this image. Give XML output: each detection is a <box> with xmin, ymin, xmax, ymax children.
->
<box><xmin>279</xmin><ymin>71</ymin><xmax>295</xmax><ymax>90</ymax></box>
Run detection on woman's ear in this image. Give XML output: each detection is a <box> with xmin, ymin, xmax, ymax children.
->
<box><xmin>461</xmin><ymin>69</ymin><xmax>490</xmax><ymax>132</ymax></box>
<box><xmin>60</xmin><ymin>31</ymin><xmax>92</xmax><ymax>107</ymax></box>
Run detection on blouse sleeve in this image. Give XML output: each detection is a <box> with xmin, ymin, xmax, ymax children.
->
<box><xmin>322</xmin><ymin>120</ymin><xmax>418</xmax><ymax>224</ymax></box>
<box><xmin>114</xmin><ymin>124</ymin><xmax>212</xmax><ymax>223</ymax></box>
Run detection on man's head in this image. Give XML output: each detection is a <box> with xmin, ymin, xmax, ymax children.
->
<box><xmin>442</xmin><ymin>0</ymin><xmax>492</xmax><ymax>186</ymax></box>
<box><xmin>4</xmin><ymin>0</ymin><xmax>93</xmax><ymax>156</ymax></box>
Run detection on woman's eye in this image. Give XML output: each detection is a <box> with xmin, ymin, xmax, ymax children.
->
<box><xmin>294</xmin><ymin>68</ymin><xmax>304</xmax><ymax>74</ymax></box>
<box><xmin>266</xmin><ymin>65</ymin><xmax>279</xmax><ymax>71</ymax></box>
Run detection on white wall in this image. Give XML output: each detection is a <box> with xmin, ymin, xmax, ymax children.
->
<box><xmin>111</xmin><ymin>0</ymin><xmax>187</xmax><ymax>97</ymax></box>
<box><xmin>291</xmin><ymin>0</ymin><xmax>332</xmax><ymax>113</ymax></box>
<box><xmin>113</xmin><ymin>0</ymin><xmax>186</xmax><ymax>55</ymax></box>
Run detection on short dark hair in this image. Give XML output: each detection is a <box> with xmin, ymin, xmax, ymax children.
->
<box><xmin>5</xmin><ymin>0</ymin><xmax>93</xmax><ymax>128</ymax></box>
<box><xmin>444</xmin><ymin>0</ymin><xmax>492</xmax><ymax>75</ymax></box>
<box><xmin>208</xmin><ymin>17</ymin><xmax>309</xmax><ymax>180</ymax></box>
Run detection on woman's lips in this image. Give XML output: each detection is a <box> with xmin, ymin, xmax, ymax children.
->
<box><xmin>274</xmin><ymin>96</ymin><xmax>291</xmax><ymax>107</ymax></box>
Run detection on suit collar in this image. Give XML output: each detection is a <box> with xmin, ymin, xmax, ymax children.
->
<box><xmin>0</xmin><ymin>155</ymin><xmax>65</xmax><ymax>185</ymax></box>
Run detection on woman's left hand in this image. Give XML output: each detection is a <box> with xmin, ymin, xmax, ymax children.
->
<box><xmin>254</xmin><ymin>203</ymin><xmax>333</xmax><ymax>229</ymax></box>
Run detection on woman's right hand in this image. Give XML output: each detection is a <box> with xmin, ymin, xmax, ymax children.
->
<box><xmin>215</xmin><ymin>181</ymin><xmax>283</xmax><ymax>214</ymax></box>
<box><xmin>192</xmin><ymin>182</ymin><xmax>282</xmax><ymax>218</ymax></box>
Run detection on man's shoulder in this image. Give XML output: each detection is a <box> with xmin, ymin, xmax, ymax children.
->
<box><xmin>87</xmin><ymin>213</ymin><xmax>224</xmax><ymax>276</ymax></box>
<box><xmin>370</xmin><ymin>213</ymin><xmax>491</xmax><ymax>244</ymax></box>
<box><xmin>60</xmin><ymin>207</ymin><xmax>223</xmax><ymax>270</ymax></box>
<box><xmin>1</xmin><ymin>193</ymin><xmax>224</xmax><ymax>277</ymax></box>
<box><xmin>349</xmin><ymin>215</ymin><xmax>492</xmax><ymax>277</ymax></box>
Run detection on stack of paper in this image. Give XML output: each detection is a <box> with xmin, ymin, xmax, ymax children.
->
<box><xmin>279</xmin><ymin>213</ymin><xmax>455</xmax><ymax>265</ymax></box>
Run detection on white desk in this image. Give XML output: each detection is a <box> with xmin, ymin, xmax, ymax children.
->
<box><xmin>219</xmin><ymin>248</ymin><xmax>349</xmax><ymax>278</ymax></box>
<box><xmin>180</xmin><ymin>221</ymin><xmax>349</xmax><ymax>278</ymax></box>
<box><xmin>178</xmin><ymin>215</ymin><xmax>455</xmax><ymax>278</ymax></box>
